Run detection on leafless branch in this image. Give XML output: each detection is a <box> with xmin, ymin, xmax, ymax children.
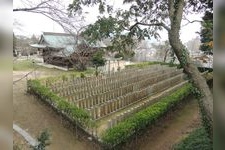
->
<box><xmin>13</xmin><ymin>66</ymin><xmax>39</xmax><ymax>84</ymax></box>
<box><xmin>129</xmin><ymin>22</ymin><xmax>170</xmax><ymax>32</ymax></box>
<box><xmin>13</xmin><ymin>0</ymin><xmax>87</xmax><ymax>34</ymax></box>
<box><xmin>182</xmin><ymin>16</ymin><xmax>202</xmax><ymax>27</ymax></box>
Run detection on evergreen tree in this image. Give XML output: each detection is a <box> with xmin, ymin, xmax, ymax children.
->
<box><xmin>199</xmin><ymin>0</ymin><xmax>213</xmax><ymax>54</ymax></box>
<box><xmin>91</xmin><ymin>50</ymin><xmax>106</xmax><ymax>76</ymax></box>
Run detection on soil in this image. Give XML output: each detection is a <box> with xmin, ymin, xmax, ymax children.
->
<box><xmin>13</xmin><ymin>131</ymin><xmax>30</xmax><ymax>150</ymax></box>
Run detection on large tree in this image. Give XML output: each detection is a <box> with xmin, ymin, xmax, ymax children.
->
<box><xmin>13</xmin><ymin>0</ymin><xmax>85</xmax><ymax>33</ymax></box>
<box><xmin>68</xmin><ymin>0</ymin><xmax>213</xmax><ymax>136</ymax></box>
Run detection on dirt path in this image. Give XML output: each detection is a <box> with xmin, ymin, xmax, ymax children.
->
<box><xmin>13</xmin><ymin>71</ymin><xmax>100</xmax><ymax>150</ymax></box>
<box><xmin>121</xmin><ymin>98</ymin><xmax>201</xmax><ymax>150</ymax></box>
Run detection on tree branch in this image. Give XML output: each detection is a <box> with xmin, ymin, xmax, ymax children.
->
<box><xmin>168</xmin><ymin>0</ymin><xmax>175</xmax><ymax>22</ymax></box>
<box><xmin>175</xmin><ymin>0</ymin><xmax>184</xmax><ymax>27</ymax></box>
<box><xmin>129</xmin><ymin>22</ymin><xmax>170</xmax><ymax>31</ymax></box>
<box><xmin>182</xmin><ymin>16</ymin><xmax>202</xmax><ymax>27</ymax></box>
<box><xmin>13</xmin><ymin>0</ymin><xmax>51</xmax><ymax>12</ymax></box>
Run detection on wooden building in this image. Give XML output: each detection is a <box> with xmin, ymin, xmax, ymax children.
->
<box><xmin>30</xmin><ymin>32</ymin><xmax>106</xmax><ymax>68</ymax></box>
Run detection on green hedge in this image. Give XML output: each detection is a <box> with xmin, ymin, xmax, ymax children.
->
<box><xmin>125</xmin><ymin>61</ymin><xmax>180</xmax><ymax>69</ymax></box>
<box><xmin>101</xmin><ymin>83</ymin><xmax>192</xmax><ymax>147</ymax></box>
<box><xmin>27</xmin><ymin>79</ymin><xmax>90</xmax><ymax>126</ymax></box>
<box><xmin>173</xmin><ymin>127</ymin><xmax>212</xmax><ymax>150</ymax></box>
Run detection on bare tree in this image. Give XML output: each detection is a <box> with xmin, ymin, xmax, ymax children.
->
<box><xmin>13</xmin><ymin>0</ymin><xmax>86</xmax><ymax>34</ymax></box>
<box><xmin>14</xmin><ymin>0</ymin><xmax>93</xmax><ymax>71</ymax></box>
<box><xmin>151</xmin><ymin>41</ymin><xmax>173</xmax><ymax>62</ymax></box>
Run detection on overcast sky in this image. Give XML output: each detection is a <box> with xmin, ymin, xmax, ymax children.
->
<box><xmin>13</xmin><ymin>0</ymin><xmax>203</xmax><ymax>43</ymax></box>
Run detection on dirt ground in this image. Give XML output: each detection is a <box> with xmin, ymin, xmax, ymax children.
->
<box><xmin>13</xmin><ymin>131</ymin><xmax>30</xmax><ymax>150</ymax></box>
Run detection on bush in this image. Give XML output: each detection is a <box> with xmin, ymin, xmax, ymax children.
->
<box><xmin>114</xmin><ymin>53</ymin><xmax>124</xmax><ymax>59</ymax></box>
<box><xmin>173</xmin><ymin>128</ymin><xmax>212</xmax><ymax>150</ymax></box>
<box><xmin>80</xmin><ymin>73</ymin><xmax>85</xmax><ymax>78</ymax></box>
<box><xmin>101</xmin><ymin>84</ymin><xmax>192</xmax><ymax>147</ymax></box>
<box><xmin>27</xmin><ymin>79</ymin><xmax>90</xmax><ymax>126</ymax></box>
<box><xmin>33</xmin><ymin>129</ymin><xmax>51</xmax><ymax>150</ymax></box>
<box><xmin>125</xmin><ymin>61</ymin><xmax>179</xmax><ymax>69</ymax></box>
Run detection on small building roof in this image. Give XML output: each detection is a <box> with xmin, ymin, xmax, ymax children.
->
<box><xmin>30</xmin><ymin>44</ymin><xmax>47</xmax><ymax>48</ymax></box>
<box><xmin>30</xmin><ymin>32</ymin><xmax>107</xmax><ymax>56</ymax></box>
<box><xmin>41</xmin><ymin>32</ymin><xmax>75</xmax><ymax>48</ymax></box>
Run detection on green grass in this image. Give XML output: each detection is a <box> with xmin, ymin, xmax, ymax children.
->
<box><xmin>125</xmin><ymin>61</ymin><xmax>179</xmax><ymax>69</ymax></box>
<box><xmin>13</xmin><ymin>60</ymin><xmax>37</xmax><ymax>71</ymax></box>
<box><xmin>13</xmin><ymin>60</ymin><xmax>95</xmax><ymax>76</ymax></box>
<box><xmin>173</xmin><ymin>127</ymin><xmax>212</xmax><ymax>150</ymax></box>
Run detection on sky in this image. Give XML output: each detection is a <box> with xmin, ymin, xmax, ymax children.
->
<box><xmin>13</xmin><ymin>0</ymin><xmax>203</xmax><ymax>43</ymax></box>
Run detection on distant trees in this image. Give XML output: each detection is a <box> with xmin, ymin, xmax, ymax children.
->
<box><xmin>14</xmin><ymin>34</ymin><xmax>39</xmax><ymax>56</ymax></box>
<box><xmin>151</xmin><ymin>41</ymin><xmax>175</xmax><ymax>63</ymax></box>
<box><xmin>185</xmin><ymin>37</ymin><xmax>201</xmax><ymax>55</ymax></box>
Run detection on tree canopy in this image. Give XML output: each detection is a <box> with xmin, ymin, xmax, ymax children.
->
<box><xmin>91</xmin><ymin>50</ymin><xmax>106</xmax><ymax>68</ymax></box>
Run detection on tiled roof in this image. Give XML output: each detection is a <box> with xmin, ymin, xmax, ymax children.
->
<box><xmin>31</xmin><ymin>32</ymin><xmax>107</xmax><ymax>56</ymax></box>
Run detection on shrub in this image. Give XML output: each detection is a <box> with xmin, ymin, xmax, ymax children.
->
<box><xmin>101</xmin><ymin>83</ymin><xmax>192</xmax><ymax>147</ymax></box>
<box><xmin>27</xmin><ymin>79</ymin><xmax>90</xmax><ymax>126</ymax></box>
<box><xmin>62</xmin><ymin>75</ymin><xmax>68</xmax><ymax>82</ymax></box>
<box><xmin>80</xmin><ymin>73</ymin><xmax>85</xmax><ymax>78</ymax></box>
<box><xmin>114</xmin><ymin>53</ymin><xmax>124</xmax><ymax>59</ymax></box>
<box><xmin>32</xmin><ymin>129</ymin><xmax>51</xmax><ymax>150</ymax></box>
<box><xmin>173</xmin><ymin>127</ymin><xmax>212</xmax><ymax>150</ymax></box>
<box><xmin>125</xmin><ymin>61</ymin><xmax>179</xmax><ymax>69</ymax></box>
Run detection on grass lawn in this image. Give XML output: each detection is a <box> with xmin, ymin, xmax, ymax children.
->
<box><xmin>13</xmin><ymin>60</ymin><xmax>38</xmax><ymax>71</ymax></box>
<box><xmin>13</xmin><ymin>59</ymin><xmax>95</xmax><ymax>77</ymax></box>
<box><xmin>125</xmin><ymin>61</ymin><xmax>179</xmax><ymax>69</ymax></box>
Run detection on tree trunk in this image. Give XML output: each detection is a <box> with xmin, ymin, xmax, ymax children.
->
<box><xmin>168</xmin><ymin>29</ymin><xmax>213</xmax><ymax>123</ymax></box>
<box><xmin>95</xmin><ymin>66</ymin><xmax>99</xmax><ymax>76</ymax></box>
<box><xmin>163</xmin><ymin>49</ymin><xmax>169</xmax><ymax>62</ymax></box>
<box><xmin>168</xmin><ymin>0</ymin><xmax>213</xmax><ymax>136</ymax></box>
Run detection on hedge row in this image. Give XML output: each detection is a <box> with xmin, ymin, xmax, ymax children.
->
<box><xmin>173</xmin><ymin>127</ymin><xmax>212</xmax><ymax>150</ymax></box>
<box><xmin>125</xmin><ymin>61</ymin><xmax>179</xmax><ymax>69</ymax></box>
<box><xmin>101</xmin><ymin>83</ymin><xmax>192</xmax><ymax>147</ymax></box>
<box><xmin>27</xmin><ymin>79</ymin><xmax>90</xmax><ymax>126</ymax></box>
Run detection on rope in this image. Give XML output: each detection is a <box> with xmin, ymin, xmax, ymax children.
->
<box><xmin>13</xmin><ymin>67</ymin><xmax>39</xmax><ymax>85</ymax></box>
